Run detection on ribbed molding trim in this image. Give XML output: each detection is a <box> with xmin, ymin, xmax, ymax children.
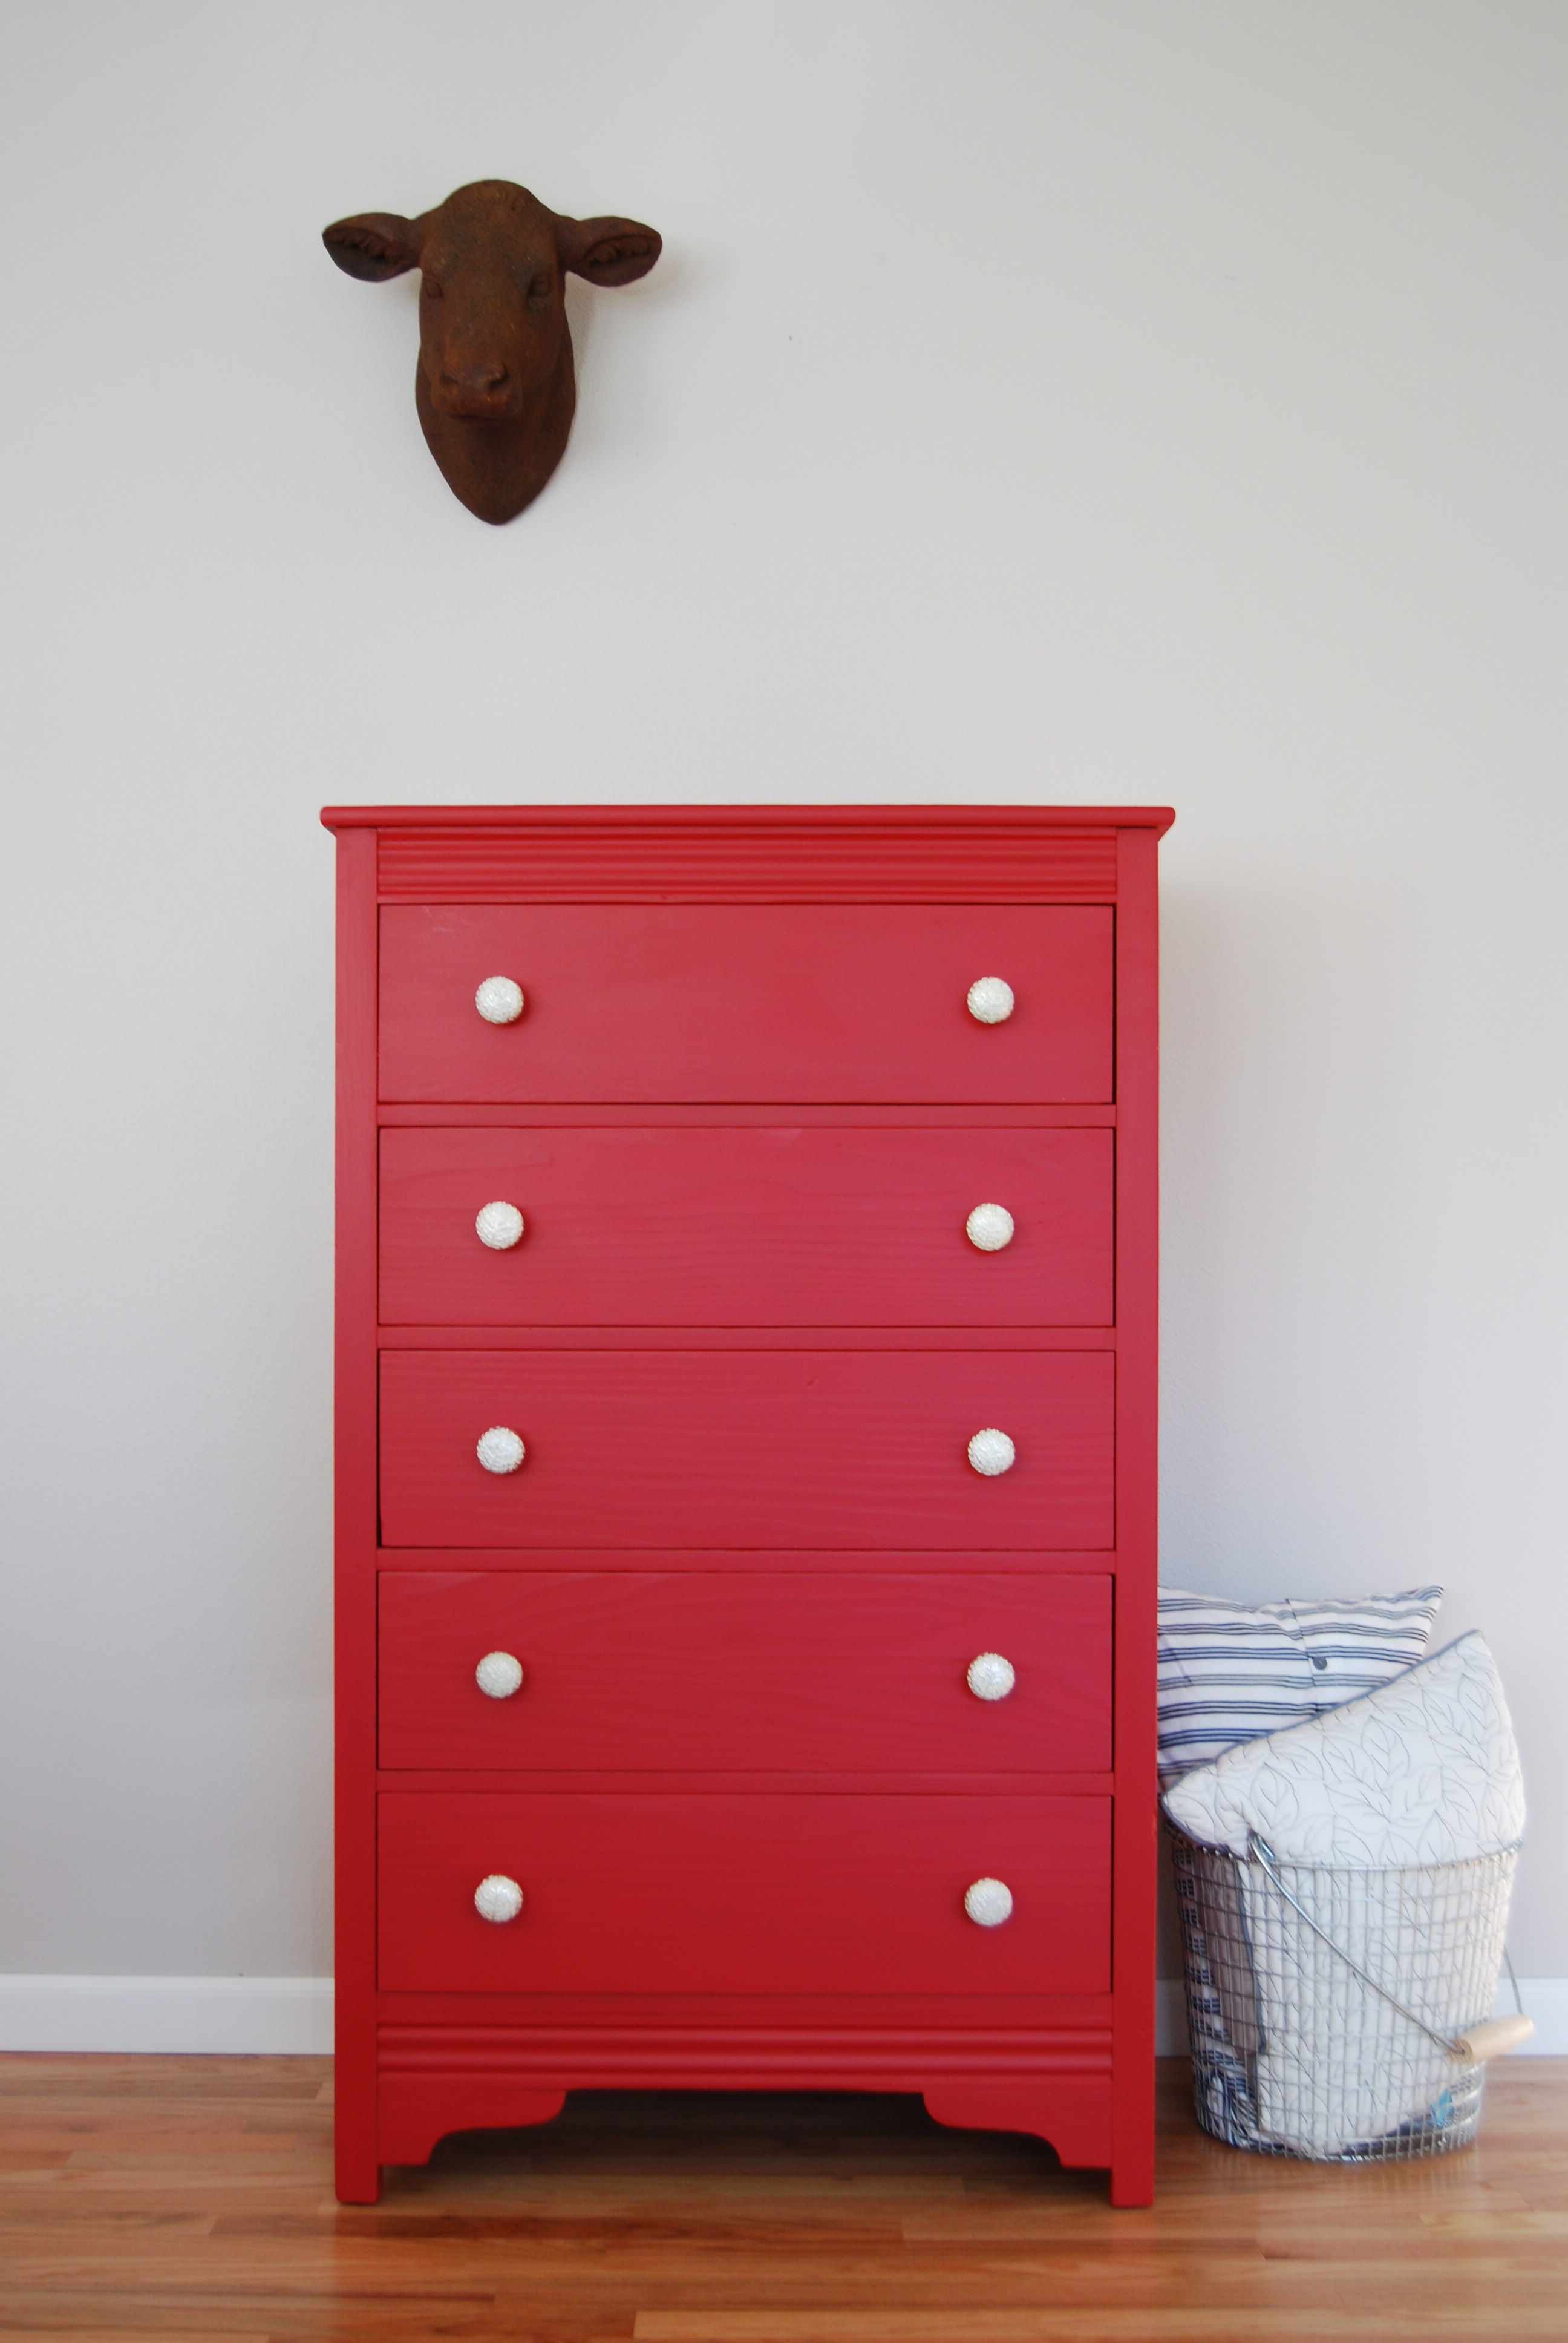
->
<box><xmin>378</xmin><ymin>2019</ymin><xmax>1113</xmax><ymax>2085</ymax></box>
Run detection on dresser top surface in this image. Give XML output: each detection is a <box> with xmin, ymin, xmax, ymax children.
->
<box><xmin>321</xmin><ymin>804</ymin><xmax>1175</xmax><ymax>833</ymax></box>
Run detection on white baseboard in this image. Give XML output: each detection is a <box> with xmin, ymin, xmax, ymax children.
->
<box><xmin>0</xmin><ymin>1976</ymin><xmax>333</xmax><ymax>2054</ymax></box>
<box><xmin>0</xmin><ymin>1974</ymin><xmax>1558</xmax><ymax>2061</ymax></box>
<box><xmin>1157</xmin><ymin>1975</ymin><xmax>1568</xmax><ymax>2057</ymax></box>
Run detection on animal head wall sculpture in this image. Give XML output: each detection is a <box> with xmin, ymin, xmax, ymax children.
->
<box><xmin>323</xmin><ymin>180</ymin><xmax>661</xmax><ymax>523</ymax></box>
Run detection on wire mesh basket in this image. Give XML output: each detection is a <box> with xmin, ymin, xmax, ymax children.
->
<box><xmin>1166</xmin><ymin>1817</ymin><xmax>1521</xmax><ymax>2161</ymax></box>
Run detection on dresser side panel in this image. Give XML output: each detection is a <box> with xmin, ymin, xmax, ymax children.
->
<box><xmin>333</xmin><ymin>825</ymin><xmax>381</xmax><ymax>2203</ymax></box>
<box><xmin>1109</xmin><ymin>822</ymin><xmax>1161</xmax><ymax>2206</ymax></box>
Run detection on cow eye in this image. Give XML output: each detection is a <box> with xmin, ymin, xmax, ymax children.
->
<box><xmin>422</xmin><ymin>278</ymin><xmax>443</xmax><ymax>300</ymax></box>
<box><xmin>528</xmin><ymin>273</ymin><xmax>552</xmax><ymax>303</ymax></box>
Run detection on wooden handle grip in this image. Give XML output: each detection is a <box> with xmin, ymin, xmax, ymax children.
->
<box><xmin>1454</xmin><ymin>2013</ymin><xmax>1535</xmax><ymax>2062</ymax></box>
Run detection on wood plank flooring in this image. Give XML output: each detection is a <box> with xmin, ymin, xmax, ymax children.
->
<box><xmin>0</xmin><ymin>2056</ymin><xmax>1563</xmax><ymax>2341</ymax></box>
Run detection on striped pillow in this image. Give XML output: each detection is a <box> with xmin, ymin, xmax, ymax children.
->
<box><xmin>1157</xmin><ymin>1585</ymin><xmax>1443</xmax><ymax>1778</ymax></box>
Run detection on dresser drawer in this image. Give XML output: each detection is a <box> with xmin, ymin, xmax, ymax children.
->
<box><xmin>379</xmin><ymin>1349</ymin><xmax>1115</xmax><ymax>1550</ymax></box>
<box><xmin>377</xmin><ymin>1791</ymin><xmax>1111</xmax><ymax>1994</ymax></box>
<box><xmin>379</xmin><ymin>905</ymin><xmax>1113</xmax><ymax>1103</ymax></box>
<box><xmin>380</xmin><ymin>1126</ymin><xmax>1114</xmax><ymax>1328</ymax></box>
<box><xmin>377</xmin><ymin>1570</ymin><xmax>1111</xmax><ymax>1772</ymax></box>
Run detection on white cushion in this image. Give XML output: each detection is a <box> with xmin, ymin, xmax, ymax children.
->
<box><xmin>1163</xmin><ymin>1631</ymin><xmax>1524</xmax><ymax>1867</ymax></box>
<box><xmin>1157</xmin><ymin>1584</ymin><xmax>1443</xmax><ymax>1777</ymax></box>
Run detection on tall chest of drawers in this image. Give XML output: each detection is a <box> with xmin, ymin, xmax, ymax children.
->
<box><xmin>322</xmin><ymin>802</ymin><xmax>1172</xmax><ymax>2206</ymax></box>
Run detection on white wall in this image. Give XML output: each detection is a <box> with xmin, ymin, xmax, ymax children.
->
<box><xmin>1</xmin><ymin>1</ymin><xmax>1563</xmax><ymax>1991</ymax></box>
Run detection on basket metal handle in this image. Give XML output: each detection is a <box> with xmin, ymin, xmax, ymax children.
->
<box><xmin>1245</xmin><ymin>1833</ymin><xmax>1533</xmax><ymax>2064</ymax></box>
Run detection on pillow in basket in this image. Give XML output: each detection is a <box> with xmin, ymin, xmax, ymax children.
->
<box><xmin>1161</xmin><ymin>1629</ymin><xmax>1523</xmax><ymax>1866</ymax></box>
<box><xmin>1157</xmin><ymin>1583</ymin><xmax>1443</xmax><ymax>1780</ymax></box>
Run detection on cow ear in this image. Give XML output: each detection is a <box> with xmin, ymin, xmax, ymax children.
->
<box><xmin>556</xmin><ymin>215</ymin><xmax>662</xmax><ymax>287</ymax></box>
<box><xmin>322</xmin><ymin>213</ymin><xmax>421</xmax><ymax>281</ymax></box>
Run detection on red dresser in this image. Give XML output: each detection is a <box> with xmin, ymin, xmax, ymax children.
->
<box><xmin>322</xmin><ymin>804</ymin><xmax>1172</xmax><ymax>2206</ymax></box>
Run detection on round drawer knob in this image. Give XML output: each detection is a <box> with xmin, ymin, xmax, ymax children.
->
<box><xmin>965</xmin><ymin>1203</ymin><xmax>1015</xmax><ymax>1253</ymax></box>
<box><xmin>966</xmin><ymin>977</ymin><xmax>1015</xmax><ymax>1025</ymax></box>
<box><xmin>477</xmin><ymin>1425</ymin><xmax>526</xmax><ymax>1475</ymax></box>
<box><xmin>475</xmin><ymin>1200</ymin><xmax>526</xmax><ymax>1250</ymax></box>
<box><xmin>475</xmin><ymin>1650</ymin><xmax>524</xmax><ymax>1700</ymax></box>
<box><xmin>475</xmin><ymin>975</ymin><xmax>525</xmax><ymax>1024</ymax></box>
<box><xmin>474</xmin><ymin>1873</ymin><xmax>524</xmax><ymax>1924</ymax></box>
<box><xmin>967</xmin><ymin>1427</ymin><xmax>1016</xmax><ymax>1476</ymax></box>
<box><xmin>964</xmin><ymin>1876</ymin><xmax>1014</xmax><ymax>1927</ymax></box>
<box><xmin>967</xmin><ymin>1652</ymin><xmax>1016</xmax><ymax>1702</ymax></box>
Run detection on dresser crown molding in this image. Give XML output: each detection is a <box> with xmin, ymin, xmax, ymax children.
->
<box><xmin>321</xmin><ymin>803</ymin><xmax>1173</xmax><ymax>904</ymax></box>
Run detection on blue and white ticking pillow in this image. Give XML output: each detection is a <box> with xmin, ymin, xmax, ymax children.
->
<box><xmin>1157</xmin><ymin>1584</ymin><xmax>1444</xmax><ymax>1779</ymax></box>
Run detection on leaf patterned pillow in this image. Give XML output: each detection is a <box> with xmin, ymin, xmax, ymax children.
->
<box><xmin>1163</xmin><ymin>1630</ymin><xmax>1523</xmax><ymax>1866</ymax></box>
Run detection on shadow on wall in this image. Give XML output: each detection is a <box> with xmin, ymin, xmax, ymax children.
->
<box><xmin>1155</xmin><ymin>868</ymin><xmax>1498</xmax><ymax>1594</ymax></box>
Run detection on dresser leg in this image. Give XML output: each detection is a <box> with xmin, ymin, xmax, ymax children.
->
<box><xmin>335</xmin><ymin>2135</ymin><xmax>382</xmax><ymax>2204</ymax></box>
<box><xmin>1108</xmin><ymin>2148</ymin><xmax>1154</xmax><ymax>2209</ymax></box>
<box><xmin>922</xmin><ymin>2080</ymin><xmax>1116</xmax><ymax>2187</ymax></box>
<box><xmin>333</xmin><ymin>2036</ymin><xmax>383</xmax><ymax>2202</ymax></box>
<box><xmin>377</xmin><ymin>2082</ymin><xmax>569</xmax><ymax>2170</ymax></box>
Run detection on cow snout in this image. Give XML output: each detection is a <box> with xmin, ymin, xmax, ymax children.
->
<box><xmin>434</xmin><ymin>359</ymin><xmax>519</xmax><ymax>421</ymax></box>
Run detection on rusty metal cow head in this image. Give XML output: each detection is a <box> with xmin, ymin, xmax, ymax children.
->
<box><xmin>324</xmin><ymin>180</ymin><xmax>661</xmax><ymax>524</ymax></box>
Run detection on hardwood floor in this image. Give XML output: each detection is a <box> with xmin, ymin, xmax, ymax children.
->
<box><xmin>0</xmin><ymin>2056</ymin><xmax>1563</xmax><ymax>2341</ymax></box>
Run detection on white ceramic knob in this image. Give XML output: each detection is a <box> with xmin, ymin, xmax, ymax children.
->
<box><xmin>965</xmin><ymin>1876</ymin><xmax>1014</xmax><ymax>1927</ymax></box>
<box><xmin>967</xmin><ymin>1653</ymin><xmax>1016</xmax><ymax>1702</ymax></box>
<box><xmin>475</xmin><ymin>1650</ymin><xmax>524</xmax><ymax>1700</ymax></box>
<box><xmin>967</xmin><ymin>977</ymin><xmax>1015</xmax><ymax>1025</ymax></box>
<box><xmin>475</xmin><ymin>975</ymin><xmax>525</xmax><ymax>1024</ymax></box>
<box><xmin>474</xmin><ymin>1873</ymin><xmax>524</xmax><ymax>1924</ymax></box>
<box><xmin>477</xmin><ymin>1426</ymin><xmax>526</xmax><ymax>1475</ymax></box>
<box><xmin>475</xmin><ymin>1200</ymin><xmax>526</xmax><ymax>1250</ymax></box>
<box><xmin>965</xmin><ymin>1203</ymin><xmax>1015</xmax><ymax>1253</ymax></box>
<box><xmin>967</xmin><ymin>1427</ymin><xmax>1016</xmax><ymax>1476</ymax></box>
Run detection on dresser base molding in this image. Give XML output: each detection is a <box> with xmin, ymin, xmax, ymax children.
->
<box><xmin>371</xmin><ymin>2019</ymin><xmax>1119</xmax><ymax>2195</ymax></box>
